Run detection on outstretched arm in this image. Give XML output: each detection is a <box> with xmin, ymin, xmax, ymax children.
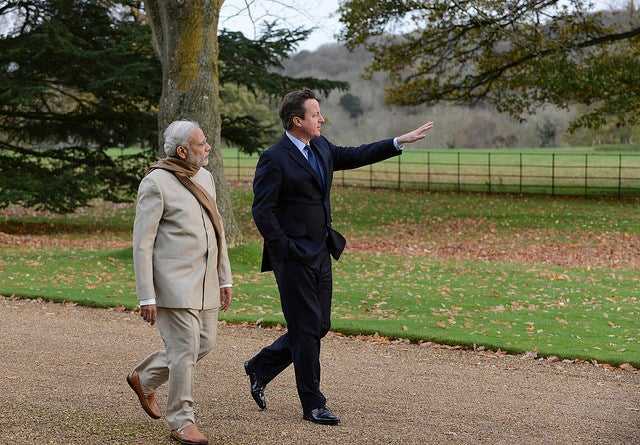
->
<box><xmin>396</xmin><ymin>121</ymin><xmax>435</xmax><ymax>146</ymax></box>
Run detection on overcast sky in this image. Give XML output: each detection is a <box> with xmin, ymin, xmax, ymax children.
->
<box><xmin>219</xmin><ymin>0</ymin><xmax>632</xmax><ymax>53</ymax></box>
<box><xmin>219</xmin><ymin>0</ymin><xmax>342</xmax><ymax>52</ymax></box>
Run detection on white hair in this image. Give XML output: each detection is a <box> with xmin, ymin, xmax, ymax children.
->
<box><xmin>163</xmin><ymin>120</ymin><xmax>199</xmax><ymax>157</ymax></box>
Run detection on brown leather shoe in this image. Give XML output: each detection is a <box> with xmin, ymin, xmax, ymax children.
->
<box><xmin>126</xmin><ymin>370</ymin><xmax>162</xmax><ymax>419</ymax></box>
<box><xmin>170</xmin><ymin>424</ymin><xmax>208</xmax><ymax>445</ymax></box>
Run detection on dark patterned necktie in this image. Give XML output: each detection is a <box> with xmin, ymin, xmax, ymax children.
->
<box><xmin>304</xmin><ymin>144</ymin><xmax>325</xmax><ymax>190</ymax></box>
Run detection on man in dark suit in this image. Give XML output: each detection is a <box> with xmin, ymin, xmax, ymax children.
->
<box><xmin>243</xmin><ymin>89</ymin><xmax>434</xmax><ymax>425</ymax></box>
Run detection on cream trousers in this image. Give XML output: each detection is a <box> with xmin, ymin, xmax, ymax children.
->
<box><xmin>134</xmin><ymin>307</ymin><xmax>218</xmax><ymax>430</ymax></box>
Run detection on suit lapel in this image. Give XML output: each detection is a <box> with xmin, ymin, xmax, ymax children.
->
<box><xmin>308</xmin><ymin>141</ymin><xmax>327</xmax><ymax>192</ymax></box>
<box><xmin>282</xmin><ymin>135</ymin><xmax>311</xmax><ymax>169</ymax></box>
<box><xmin>283</xmin><ymin>135</ymin><xmax>325</xmax><ymax>190</ymax></box>
<box><xmin>310</xmin><ymin>138</ymin><xmax>329</xmax><ymax>191</ymax></box>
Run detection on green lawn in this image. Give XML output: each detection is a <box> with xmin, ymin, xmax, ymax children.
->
<box><xmin>1</xmin><ymin>185</ymin><xmax>639</xmax><ymax>367</ymax></box>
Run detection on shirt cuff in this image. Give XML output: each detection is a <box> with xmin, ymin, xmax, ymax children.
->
<box><xmin>393</xmin><ymin>137</ymin><xmax>404</xmax><ymax>151</ymax></box>
<box><xmin>140</xmin><ymin>286</ymin><xmax>232</xmax><ymax>306</ymax></box>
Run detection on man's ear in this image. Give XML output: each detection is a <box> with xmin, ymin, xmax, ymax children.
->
<box><xmin>176</xmin><ymin>145</ymin><xmax>188</xmax><ymax>159</ymax></box>
<box><xmin>293</xmin><ymin>116</ymin><xmax>302</xmax><ymax>127</ymax></box>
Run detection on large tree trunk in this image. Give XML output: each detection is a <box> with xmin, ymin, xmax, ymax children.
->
<box><xmin>146</xmin><ymin>0</ymin><xmax>242</xmax><ymax>246</ymax></box>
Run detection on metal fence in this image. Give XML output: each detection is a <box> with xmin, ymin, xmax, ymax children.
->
<box><xmin>222</xmin><ymin>150</ymin><xmax>640</xmax><ymax>197</ymax></box>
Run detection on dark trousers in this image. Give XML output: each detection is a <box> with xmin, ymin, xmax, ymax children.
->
<box><xmin>247</xmin><ymin>250</ymin><xmax>333</xmax><ymax>412</ymax></box>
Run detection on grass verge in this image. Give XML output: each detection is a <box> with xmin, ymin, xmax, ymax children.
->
<box><xmin>1</xmin><ymin>186</ymin><xmax>639</xmax><ymax>367</ymax></box>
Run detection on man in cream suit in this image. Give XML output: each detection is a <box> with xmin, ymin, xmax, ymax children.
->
<box><xmin>127</xmin><ymin>120</ymin><xmax>233</xmax><ymax>445</ymax></box>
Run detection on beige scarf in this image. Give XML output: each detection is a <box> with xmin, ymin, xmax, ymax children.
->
<box><xmin>147</xmin><ymin>157</ymin><xmax>223</xmax><ymax>270</ymax></box>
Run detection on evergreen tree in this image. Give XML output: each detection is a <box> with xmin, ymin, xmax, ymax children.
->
<box><xmin>0</xmin><ymin>0</ymin><xmax>347</xmax><ymax>213</ymax></box>
<box><xmin>0</xmin><ymin>0</ymin><xmax>159</xmax><ymax>212</ymax></box>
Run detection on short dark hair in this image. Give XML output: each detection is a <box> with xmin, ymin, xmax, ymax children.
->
<box><xmin>279</xmin><ymin>89</ymin><xmax>316</xmax><ymax>130</ymax></box>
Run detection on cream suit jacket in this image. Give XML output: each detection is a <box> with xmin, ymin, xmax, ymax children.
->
<box><xmin>132</xmin><ymin>167</ymin><xmax>232</xmax><ymax>310</ymax></box>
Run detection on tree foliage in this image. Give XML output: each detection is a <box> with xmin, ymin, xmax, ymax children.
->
<box><xmin>0</xmin><ymin>0</ymin><xmax>347</xmax><ymax>212</ymax></box>
<box><xmin>0</xmin><ymin>0</ymin><xmax>159</xmax><ymax>148</ymax></box>
<box><xmin>0</xmin><ymin>0</ymin><xmax>158</xmax><ymax>212</ymax></box>
<box><xmin>338</xmin><ymin>0</ymin><xmax>640</xmax><ymax>130</ymax></box>
<box><xmin>218</xmin><ymin>25</ymin><xmax>348</xmax><ymax>153</ymax></box>
<box><xmin>339</xmin><ymin>93</ymin><xmax>364</xmax><ymax>120</ymax></box>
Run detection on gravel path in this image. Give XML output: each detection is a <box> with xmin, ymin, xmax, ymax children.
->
<box><xmin>1</xmin><ymin>296</ymin><xmax>638</xmax><ymax>444</ymax></box>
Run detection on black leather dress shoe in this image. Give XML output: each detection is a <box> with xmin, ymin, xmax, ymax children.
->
<box><xmin>244</xmin><ymin>361</ymin><xmax>266</xmax><ymax>409</ymax></box>
<box><xmin>303</xmin><ymin>406</ymin><xmax>340</xmax><ymax>425</ymax></box>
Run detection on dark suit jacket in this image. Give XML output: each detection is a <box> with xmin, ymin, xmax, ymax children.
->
<box><xmin>252</xmin><ymin>133</ymin><xmax>401</xmax><ymax>272</ymax></box>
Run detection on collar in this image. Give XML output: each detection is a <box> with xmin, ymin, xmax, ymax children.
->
<box><xmin>285</xmin><ymin>132</ymin><xmax>308</xmax><ymax>156</ymax></box>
